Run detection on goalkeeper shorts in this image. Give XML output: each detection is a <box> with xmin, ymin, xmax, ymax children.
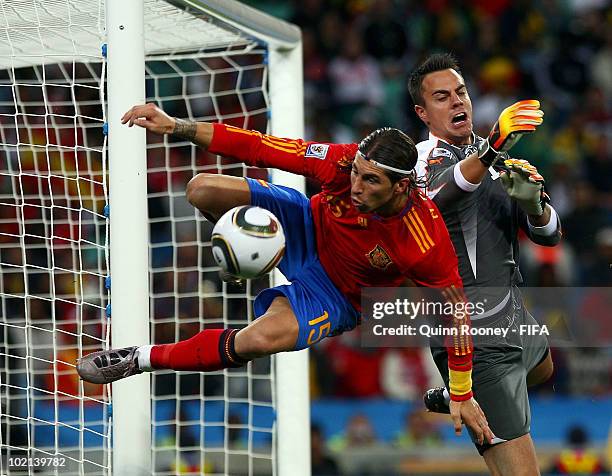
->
<box><xmin>246</xmin><ymin>178</ymin><xmax>359</xmax><ymax>350</ymax></box>
<box><xmin>431</xmin><ymin>286</ymin><xmax>549</xmax><ymax>454</ymax></box>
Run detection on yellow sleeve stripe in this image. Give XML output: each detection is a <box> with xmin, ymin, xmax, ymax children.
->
<box><xmin>263</xmin><ymin>134</ymin><xmax>303</xmax><ymax>147</ymax></box>
<box><xmin>441</xmin><ymin>286</ymin><xmax>472</xmax><ymax>356</ymax></box>
<box><xmin>449</xmin><ymin>368</ymin><xmax>472</xmax><ymax>396</ymax></box>
<box><xmin>450</xmin><ymin>317</ymin><xmax>470</xmax><ymax>357</ymax></box>
<box><xmin>223</xmin><ymin>125</ymin><xmax>308</xmax><ymax>156</ymax></box>
<box><xmin>225</xmin><ymin>126</ymin><xmax>259</xmax><ymax>136</ymax></box>
<box><xmin>447</xmin><ymin>285</ymin><xmax>464</xmax><ymax>304</ymax></box>
<box><xmin>442</xmin><ymin>286</ymin><xmax>463</xmax><ymax>305</ymax></box>
<box><xmin>403</xmin><ymin>216</ymin><xmax>426</xmax><ymax>254</ymax></box>
<box><xmin>441</xmin><ymin>288</ymin><xmax>451</xmax><ymax>302</ymax></box>
<box><xmin>455</xmin><ymin>323</ymin><xmax>468</xmax><ymax>356</ymax></box>
<box><xmin>262</xmin><ymin>137</ymin><xmax>300</xmax><ymax>150</ymax></box>
<box><xmin>409</xmin><ymin>210</ymin><xmax>435</xmax><ymax>247</ymax></box>
<box><xmin>261</xmin><ymin>138</ymin><xmax>307</xmax><ymax>155</ymax></box>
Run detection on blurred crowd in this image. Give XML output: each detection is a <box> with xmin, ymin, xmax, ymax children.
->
<box><xmin>0</xmin><ymin>0</ymin><xmax>610</xmax><ymax>472</ymax></box>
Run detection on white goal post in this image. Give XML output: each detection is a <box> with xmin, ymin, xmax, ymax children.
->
<box><xmin>0</xmin><ymin>0</ymin><xmax>308</xmax><ymax>475</ymax></box>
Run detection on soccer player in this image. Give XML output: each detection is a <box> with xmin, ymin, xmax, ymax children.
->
<box><xmin>77</xmin><ymin>103</ymin><xmax>494</xmax><ymax>444</ymax></box>
<box><xmin>408</xmin><ymin>53</ymin><xmax>560</xmax><ymax>475</ymax></box>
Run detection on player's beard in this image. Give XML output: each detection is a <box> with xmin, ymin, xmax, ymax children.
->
<box><xmin>354</xmin><ymin>202</ymin><xmax>370</xmax><ymax>213</ymax></box>
<box><xmin>351</xmin><ymin>196</ymin><xmax>370</xmax><ymax>213</ymax></box>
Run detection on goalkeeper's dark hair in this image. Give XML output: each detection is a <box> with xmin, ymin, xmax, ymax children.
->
<box><xmin>358</xmin><ymin>127</ymin><xmax>424</xmax><ymax>189</ymax></box>
<box><xmin>408</xmin><ymin>53</ymin><xmax>462</xmax><ymax>106</ymax></box>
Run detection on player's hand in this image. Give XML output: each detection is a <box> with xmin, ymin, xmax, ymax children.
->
<box><xmin>478</xmin><ymin>100</ymin><xmax>544</xmax><ymax>166</ymax></box>
<box><xmin>500</xmin><ymin>158</ymin><xmax>546</xmax><ymax>216</ymax></box>
<box><xmin>121</xmin><ymin>103</ymin><xmax>176</xmax><ymax>135</ymax></box>
<box><xmin>489</xmin><ymin>100</ymin><xmax>543</xmax><ymax>152</ymax></box>
<box><xmin>449</xmin><ymin>397</ymin><xmax>495</xmax><ymax>446</ymax></box>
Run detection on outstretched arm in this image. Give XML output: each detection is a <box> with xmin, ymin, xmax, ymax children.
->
<box><xmin>458</xmin><ymin>100</ymin><xmax>544</xmax><ymax>185</ymax></box>
<box><xmin>121</xmin><ymin>103</ymin><xmax>214</xmax><ymax>147</ymax></box>
<box><xmin>122</xmin><ymin>103</ymin><xmax>355</xmax><ymax>186</ymax></box>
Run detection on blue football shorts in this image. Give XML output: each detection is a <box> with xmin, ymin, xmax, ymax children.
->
<box><xmin>246</xmin><ymin>178</ymin><xmax>359</xmax><ymax>350</ymax></box>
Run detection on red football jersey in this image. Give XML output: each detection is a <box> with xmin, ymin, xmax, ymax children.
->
<box><xmin>209</xmin><ymin>124</ymin><xmax>462</xmax><ymax>302</ymax></box>
<box><xmin>208</xmin><ymin>124</ymin><xmax>473</xmax><ymax>400</ymax></box>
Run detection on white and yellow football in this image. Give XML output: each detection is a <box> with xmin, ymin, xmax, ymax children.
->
<box><xmin>211</xmin><ymin>206</ymin><xmax>285</xmax><ymax>279</ymax></box>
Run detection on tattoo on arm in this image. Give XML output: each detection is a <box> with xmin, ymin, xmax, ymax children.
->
<box><xmin>172</xmin><ymin>118</ymin><xmax>197</xmax><ymax>142</ymax></box>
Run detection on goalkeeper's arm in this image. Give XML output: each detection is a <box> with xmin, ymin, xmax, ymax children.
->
<box><xmin>457</xmin><ymin>100</ymin><xmax>544</xmax><ymax>187</ymax></box>
<box><xmin>502</xmin><ymin>158</ymin><xmax>562</xmax><ymax>245</ymax></box>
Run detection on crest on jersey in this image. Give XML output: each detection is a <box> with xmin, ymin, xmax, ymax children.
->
<box><xmin>305</xmin><ymin>143</ymin><xmax>329</xmax><ymax>160</ymax></box>
<box><xmin>462</xmin><ymin>144</ymin><xmax>478</xmax><ymax>157</ymax></box>
<box><xmin>366</xmin><ymin>244</ymin><xmax>392</xmax><ymax>270</ymax></box>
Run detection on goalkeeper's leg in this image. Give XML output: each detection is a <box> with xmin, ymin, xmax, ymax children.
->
<box><xmin>424</xmin><ymin>349</ymin><xmax>552</xmax><ymax>413</ymax></box>
<box><xmin>76</xmin><ymin>297</ymin><xmax>298</xmax><ymax>384</ymax></box>
<box><xmin>526</xmin><ymin>348</ymin><xmax>553</xmax><ymax>386</ymax></box>
<box><xmin>482</xmin><ymin>434</ymin><xmax>540</xmax><ymax>476</ymax></box>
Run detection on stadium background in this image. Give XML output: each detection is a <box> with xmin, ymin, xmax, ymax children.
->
<box><xmin>238</xmin><ymin>0</ymin><xmax>612</xmax><ymax>474</ymax></box>
<box><xmin>0</xmin><ymin>0</ymin><xmax>608</xmax><ymax>474</ymax></box>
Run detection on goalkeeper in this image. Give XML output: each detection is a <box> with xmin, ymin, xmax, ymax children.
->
<box><xmin>408</xmin><ymin>53</ymin><xmax>560</xmax><ymax>475</ymax></box>
<box><xmin>78</xmin><ymin>104</ymin><xmax>495</xmax><ymax>445</ymax></box>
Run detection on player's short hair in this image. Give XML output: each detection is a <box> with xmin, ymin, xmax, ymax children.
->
<box><xmin>358</xmin><ymin>127</ymin><xmax>418</xmax><ymax>184</ymax></box>
<box><xmin>408</xmin><ymin>53</ymin><xmax>462</xmax><ymax>106</ymax></box>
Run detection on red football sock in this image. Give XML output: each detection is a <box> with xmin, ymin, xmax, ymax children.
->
<box><xmin>150</xmin><ymin>328</ymin><xmax>247</xmax><ymax>371</ymax></box>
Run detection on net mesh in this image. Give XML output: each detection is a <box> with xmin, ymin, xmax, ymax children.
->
<box><xmin>145</xmin><ymin>49</ymin><xmax>276</xmax><ymax>476</ymax></box>
<box><xmin>0</xmin><ymin>26</ymin><xmax>111</xmax><ymax>476</ymax></box>
<box><xmin>0</xmin><ymin>0</ymin><xmax>280</xmax><ymax>474</ymax></box>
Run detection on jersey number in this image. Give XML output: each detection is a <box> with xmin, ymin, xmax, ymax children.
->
<box><xmin>307</xmin><ymin>311</ymin><xmax>331</xmax><ymax>345</ymax></box>
<box><xmin>327</xmin><ymin>196</ymin><xmax>351</xmax><ymax>218</ymax></box>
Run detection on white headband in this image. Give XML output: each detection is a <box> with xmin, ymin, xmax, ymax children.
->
<box><xmin>356</xmin><ymin>151</ymin><xmax>413</xmax><ymax>175</ymax></box>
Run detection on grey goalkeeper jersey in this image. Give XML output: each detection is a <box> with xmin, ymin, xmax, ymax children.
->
<box><xmin>415</xmin><ymin>133</ymin><xmax>562</xmax><ymax>315</ymax></box>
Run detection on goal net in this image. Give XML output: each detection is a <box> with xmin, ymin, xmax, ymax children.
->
<box><xmin>0</xmin><ymin>1</ymin><xmax>306</xmax><ymax>475</ymax></box>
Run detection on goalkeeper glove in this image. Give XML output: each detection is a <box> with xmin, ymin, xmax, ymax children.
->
<box><xmin>500</xmin><ymin>159</ymin><xmax>547</xmax><ymax>216</ymax></box>
<box><xmin>478</xmin><ymin>100</ymin><xmax>544</xmax><ymax>167</ymax></box>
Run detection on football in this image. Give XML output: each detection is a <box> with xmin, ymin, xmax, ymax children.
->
<box><xmin>211</xmin><ymin>206</ymin><xmax>286</xmax><ymax>279</ymax></box>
